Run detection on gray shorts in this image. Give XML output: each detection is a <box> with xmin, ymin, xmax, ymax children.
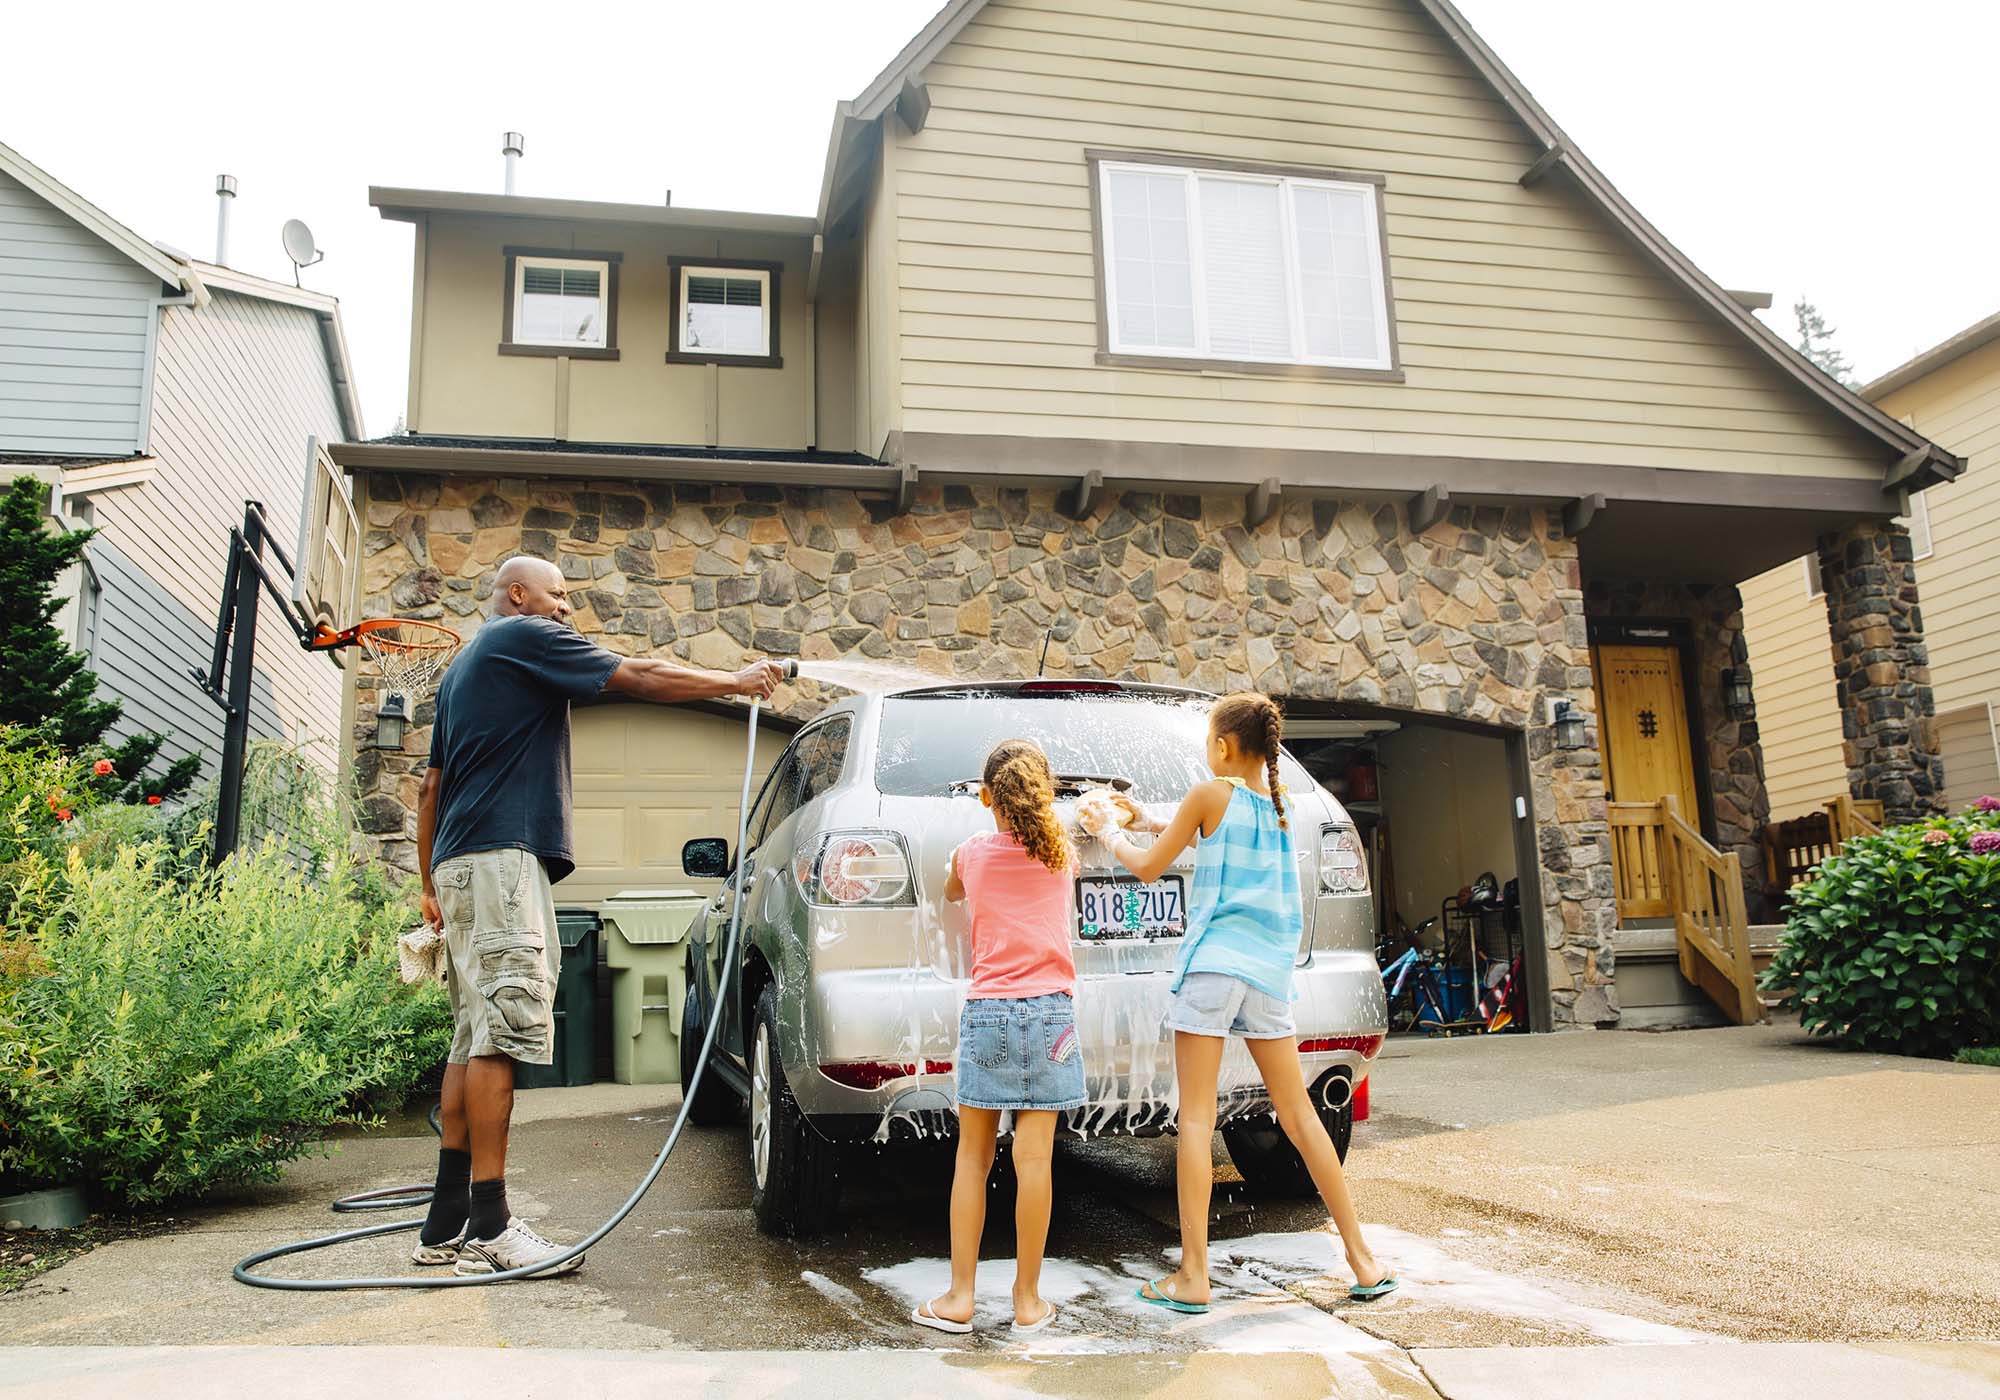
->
<box><xmin>435</xmin><ymin>847</ymin><xmax>560</xmax><ymax>1065</ymax></box>
<box><xmin>1166</xmin><ymin>971</ymin><xmax>1296</xmax><ymax>1040</ymax></box>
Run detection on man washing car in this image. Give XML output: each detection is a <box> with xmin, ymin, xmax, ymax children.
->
<box><xmin>414</xmin><ymin>554</ymin><xmax>786</xmax><ymax>1276</ymax></box>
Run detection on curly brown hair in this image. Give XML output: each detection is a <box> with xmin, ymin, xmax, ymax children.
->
<box><xmin>1210</xmin><ymin>692</ymin><xmax>1288</xmax><ymax>829</ymax></box>
<box><xmin>983</xmin><ymin>738</ymin><xmax>1073</xmax><ymax>874</ymax></box>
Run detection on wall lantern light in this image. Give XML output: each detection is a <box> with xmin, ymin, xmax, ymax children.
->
<box><xmin>1720</xmin><ymin>668</ymin><xmax>1755</xmax><ymax>721</ymax></box>
<box><xmin>373</xmin><ymin>691</ymin><xmax>409</xmax><ymax>750</ymax></box>
<box><xmin>1552</xmin><ymin>698</ymin><xmax>1588</xmax><ymax>751</ymax></box>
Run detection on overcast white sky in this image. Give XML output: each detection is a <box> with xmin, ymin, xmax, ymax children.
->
<box><xmin>5</xmin><ymin>0</ymin><xmax>1994</xmax><ymax>437</ymax></box>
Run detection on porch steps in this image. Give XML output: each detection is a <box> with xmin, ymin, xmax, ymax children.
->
<box><xmin>1612</xmin><ymin>924</ymin><xmax>1786</xmax><ymax>1031</ymax></box>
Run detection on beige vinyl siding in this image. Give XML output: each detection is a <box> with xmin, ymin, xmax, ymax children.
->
<box><xmin>1938</xmin><ymin>705</ymin><xmax>2000</xmax><ymax>812</ymax></box>
<box><xmin>885</xmin><ymin>0</ymin><xmax>1883</xmax><ymax>477</ymax></box>
<box><xmin>0</xmin><ymin>169</ymin><xmax>157</xmax><ymax>456</ymax></box>
<box><xmin>857</xmin><ymin>126</ymin><xmax>904</xmax><ymax>457</ymax></box>
<box><xmin>411</xmin><ymin>215</ymin><xmax>822</xmax><ymax>451</ymax></box>
<box><xmin>1739</xmin><ymin>560</ymin><xmax>1846</xmax><ymax>819</ymax></box>
<box><xmin>87</xmin><ymin>290</ymin><xmax>347</xmax><ymax>770</ymax></box>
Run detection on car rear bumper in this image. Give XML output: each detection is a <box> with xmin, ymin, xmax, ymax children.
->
<box><xmin>791</xmin><ymin>948</ymin><xmax>1387</xmax><ymax>1138</ymax></box>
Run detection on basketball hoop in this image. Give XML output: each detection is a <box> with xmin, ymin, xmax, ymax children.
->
<box><xmin>313</xmin><ymin>618</ymin><xmax>463</xmax><ymax>701</ymax></box>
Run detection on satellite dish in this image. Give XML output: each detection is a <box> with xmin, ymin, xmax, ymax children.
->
<box><xmin>281</xmin><ymin>219</ymin><xmax>323</xmax><ymax>285</ymax></box>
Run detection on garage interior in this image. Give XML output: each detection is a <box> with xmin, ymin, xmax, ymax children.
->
<box><xmin>1286</xmin><ymin>707</ymin><xmax>1542</xmax><ymax>1037</ymax></box>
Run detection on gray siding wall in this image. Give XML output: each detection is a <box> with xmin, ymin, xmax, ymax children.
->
<box><xmin>87</xmin><ymin>288</ymin><xmax>347</xmax><ymax>774</ymax></box>
<box><xmin>0</xmin><ymin>169</ymin><xmax>157</xmax><ymax>456</ymax></box>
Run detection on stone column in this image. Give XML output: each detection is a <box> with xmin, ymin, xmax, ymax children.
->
<box><xmin>1817</xmin><ymin>520</ymin><xmax>1944</xmax><ymax>823</ymax></box>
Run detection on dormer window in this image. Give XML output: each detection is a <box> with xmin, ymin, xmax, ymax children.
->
<box><xmin>668</xmin><ymin>258</ymin><xmax>782</xmax><ymax>368</ymax></box>
<box><xmin>500</xmin><ymin>247</ymin><xmax>621</xmax><ymax>360</ymax></box>
<box><xmin>1088</xmin><ymin>151</ymin><xmax>1400</xmax><ymax>380</ymax></box>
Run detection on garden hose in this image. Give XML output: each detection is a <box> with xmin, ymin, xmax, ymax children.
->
<box><xmin>233</xmin><ymin>689</ymin><xmax>778</xmax><ymax>1290</ymax></box>
<box><xmin>329</xmin><ymin>1102</ymin><xmax>443</xmax><ymax>1214</ymax></box>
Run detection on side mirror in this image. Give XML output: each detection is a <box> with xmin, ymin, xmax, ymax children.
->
<box><xmin>682</xmin><ymin>837</ymin><xmax>730</xmax><ymax>879</ymax></box>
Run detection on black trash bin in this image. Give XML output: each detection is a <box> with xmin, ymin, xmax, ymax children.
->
<box><xmin>516</xmin><ymin>908</ymin><xmax>601</xmax><ymax>1089</ymax></box>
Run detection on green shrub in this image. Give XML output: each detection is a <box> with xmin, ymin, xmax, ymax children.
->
<box><xmin>1764</xmin><ymin>799</ymin><xmax>2000</xmax><ymax>1059</ymax></box>
<box><xmin>0</xmin><ymin>733</ymin><xmax>450</xmax><ymax>1205</ymax></box>
<box><xmin>1958</xmin><ymin>1047</ymin><xmax>2000</xmax><ymax>1069</ymax></box>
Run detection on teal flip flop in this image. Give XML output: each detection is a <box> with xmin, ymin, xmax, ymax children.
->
<box><xmin>1136</xmin><ymin>1278</ymin><xmax>1210</xmax><ymax>1314</ymax></box>
<box><xmin>1349</xmin><ymin>1275</ymin><xmax>1400</xmax><ymax>1301</ymax></box>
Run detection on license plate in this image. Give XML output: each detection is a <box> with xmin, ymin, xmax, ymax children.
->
<box><xmin>1076</xmin><ymin>875</ymin><xmax>1187</xmax><ymax>940</ymax></box>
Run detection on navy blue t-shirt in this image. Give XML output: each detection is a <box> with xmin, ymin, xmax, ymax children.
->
<box><xmin>427</xmin><ymin>614</ymin><xmax>622</xmax><ymax>883</ymax></box>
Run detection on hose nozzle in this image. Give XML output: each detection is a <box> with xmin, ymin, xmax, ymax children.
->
<box><xmin>777</xmin><ymin>659</ymin><xmax>799</xmax><ymax>680</ymax></box>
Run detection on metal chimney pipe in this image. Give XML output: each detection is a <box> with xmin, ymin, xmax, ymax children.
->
<box><xmin>502</xmin><ymin>132</ymin><xmax>524</xmax><ymax>195</ymax></box>
<box><xmin>214</xmin><ymin>174</ymin><xmax>237</xmax><ymax>264</ymax></box>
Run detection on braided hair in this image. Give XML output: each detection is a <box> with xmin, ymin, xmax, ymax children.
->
<box><xmin>1210</xmin><ymin>692</ymin><xmax>1288</xmax><ymax>829</ymax></box>
<box><xmin>983</xmin><ymin>738</ymin><xmax>1073</xmax><ymax>874</ymax></box>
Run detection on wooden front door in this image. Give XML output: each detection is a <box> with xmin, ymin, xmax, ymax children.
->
<box><xmin>1594</xmin><ymin>644</ymin><xmax>1700</xmax><ymax>817</ymax></box>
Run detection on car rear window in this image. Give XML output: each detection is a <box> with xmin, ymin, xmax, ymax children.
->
<box><xmin>873</xmin><ymin>691</ymin><xmax>1314</xmax><ymax>802</ymax></box>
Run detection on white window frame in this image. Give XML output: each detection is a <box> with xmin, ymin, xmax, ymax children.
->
<box><xmin>675</xmin><ymin>264</ymin><xmax>773</xmax><ymax>359</ymax></box>
<box><xmin>1902</xmin><ymin>489</ymin><xmax>1934</xmax><ymax>561</ymax></box>
<box><xmin>511</xmin><ymin>255</ymin><xmax>610</xmax><ymax>350</ymax></box>
<box><xmin>1097</xmin><ymin>159</ymin><xmax>1395</xmax><ymax>372</ymax></box>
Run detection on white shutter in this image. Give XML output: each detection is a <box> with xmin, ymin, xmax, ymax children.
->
<box><xmin>1292</xmin><ymin>185</ymin><xmax>1381</xmax><ymax>363</ymax></box>
<box><xmin>1106</xmin><ymin>168</ymin><xmax>1197</xmax><ymax>351</ymax></box>
<box><xmin>1900</xmin><ymin>490</ymin><xmax>1933</xmax><ymax>559</ymax></box>
<box><xmin>1197</xmin><ymin>177</ymin><xmax>1289</xmax><ymax>359</ymax></box>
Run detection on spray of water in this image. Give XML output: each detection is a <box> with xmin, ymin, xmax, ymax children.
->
<box><xmin>793</xmin><ymin>658</ymin><xmax>947</xmax><ymax>694</ymax></box>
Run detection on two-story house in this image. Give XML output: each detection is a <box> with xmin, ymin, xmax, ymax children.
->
<box><xmin>334</xmin><ymin>0</ymin><xmax>1959</xmax><ymax>1032</ymax></box>
<box><xmin>1</xmin><ymin>141</ymin><xmax>363</xmax><ymax>779</ymax></box>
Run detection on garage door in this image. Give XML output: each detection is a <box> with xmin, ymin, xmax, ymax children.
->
<box><xmin>566</xmin><ymin>701</ymin><xmax>789</xmax><ymax>908</ymax></box>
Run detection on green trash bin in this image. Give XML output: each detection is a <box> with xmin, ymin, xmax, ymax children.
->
<box><xmin>603</xmin><ymin>889</ymin><xmax>707</xmax><ymax>1085</ymax></box>
<box><xmin>515</xmin><ymin>908</ymin><xmax>600</xmax><ymax>1090</ymax></box>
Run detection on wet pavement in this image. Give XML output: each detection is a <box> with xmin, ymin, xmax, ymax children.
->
<box><xmin>4</xmin><ymin>1021</ymin><xmax>1997</xmax><ymax>1386</ymax></box>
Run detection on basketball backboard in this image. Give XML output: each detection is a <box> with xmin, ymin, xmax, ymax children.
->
<box><xmin>292</xmin><ymin>434</ymin><xmax>357</xmax><ymax>642</ymax></box>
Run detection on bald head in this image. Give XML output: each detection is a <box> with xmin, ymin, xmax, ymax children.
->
<box><xmin>493</xmin><ymin>555</ymin><xmax>572</xmax><ymax>622</ymax></box>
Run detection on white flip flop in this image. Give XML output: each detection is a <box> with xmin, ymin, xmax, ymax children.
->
<box><xmin>1010</xmin><ymin>1303</ymin><xmax>1058</xmax><ymax>1335</ymax></box>
<box><xmin>911</xmin><ymin>1301</ymin><xmax>974</xmax><ymax>1335</ymax></box>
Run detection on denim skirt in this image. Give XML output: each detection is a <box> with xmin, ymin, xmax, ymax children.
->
<box><xmin>955</xmin><ymin>992</ymin><xmax>1087</xmax><ymax>1111</ymax></box>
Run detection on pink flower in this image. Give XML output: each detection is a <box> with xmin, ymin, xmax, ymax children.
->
<box><xmin>1977</xmin><ymin>795</ymin><xmax>2000</xmax><ymax>813</ymax></box>
<box><xmin>1922</xmin><ymin>829</ymin><xmax>1950</xmax><ymax>846</ymax></box>
<box><xmin>92</xmin><ymin>758</ymin><xmax>114</xmax><ymax>776</ymax></box>
<box><xmin>1971</xmin><ymin>832</ymin><xmax>2000</xmax><ymax>856</ymax></box>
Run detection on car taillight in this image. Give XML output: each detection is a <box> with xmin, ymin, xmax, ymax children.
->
<box><xmin>1298</xmin><ymin>1033</ymin><xmax>1384</xmax><ymax>1060</ymax></box>
<box><xmin>819</xmin><ymin>1060</ymin><xmax>953</xmax><ymax>1089</ymax></box>
<box><xmin>794</xmin><ymin>830</ymin><xmax>917</xmax><ymax>907</ymax></box>
<box><xmin>1318</xmin><ymin>824</ymin><xmax>1368</xmax><ymax>895</ymax></box>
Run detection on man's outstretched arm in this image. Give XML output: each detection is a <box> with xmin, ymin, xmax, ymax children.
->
<box><xmin>418</xmin><ymin>766</ymin><xmax>442</xmax><ymax>927</ymax></box>
<box><xmin>605</xmin><ymin>656</ymin><xmax>785</xmax><ymax>704</ymax></box>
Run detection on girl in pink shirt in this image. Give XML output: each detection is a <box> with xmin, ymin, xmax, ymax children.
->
<box><xmin>914</xmin><ymin>739</ymin><xmax>1082</xmax><ymax>1338</ymax></box>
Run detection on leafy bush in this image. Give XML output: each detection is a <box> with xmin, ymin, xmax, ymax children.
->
<box><xmin>1958</xmin><ymin>1047</ymin><xmax>2000</xmax><ymax>1069</ymax></box>
<box><xmin>0</xmin><ymin>732</ymin><xmax>450</xmax><ymax>1205</ymax></box>
<box><xmin>1764</xmin><ymin>799</ymin><xmax>2000</xmax><ymax>1059</ymax></box>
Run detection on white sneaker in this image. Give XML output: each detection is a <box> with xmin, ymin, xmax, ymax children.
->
<box><xmin>452</xmin><ymin>1218</ymin><xmax>584</xmax><ymax>1277</ymax></box>
<box><xmin>410</xmin><ymin>1227</ymin><xmax>465</xmax><ymax>1266</ymax></box>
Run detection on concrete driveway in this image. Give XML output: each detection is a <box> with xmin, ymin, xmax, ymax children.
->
<box><xmin>4</xmin><ymin>1021</ymin><xmax>1997</xmax><ymax>1398</ymax></box>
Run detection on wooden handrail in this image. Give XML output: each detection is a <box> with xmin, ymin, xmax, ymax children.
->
<box><xmin>1651</xmin><ymin>795</ymin><xmax>1763</xmax><ymax>1024</ymax></box>
<box><xmin>1608</xmin><ymin>802</ymin><xmax>1670</xmax><ymax>919</ymax></box>
<box><xmin>1825</xmin><ymin>794</ymin><xmax>1883</xmax><ymax>843</ymax></box>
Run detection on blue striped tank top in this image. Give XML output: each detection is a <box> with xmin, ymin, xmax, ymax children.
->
<box><xmin>1171</xmin><ymin>780</ymin><xmax>1303</xmax><ymax>1000</ymax></box>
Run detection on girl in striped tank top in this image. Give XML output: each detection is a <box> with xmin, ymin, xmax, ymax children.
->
<box><xmin>1090</xmin><ymin>692</ymin><xmax>1395</xmax><ymax>1311</ymax></box>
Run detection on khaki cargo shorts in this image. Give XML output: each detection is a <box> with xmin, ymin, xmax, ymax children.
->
<box><xmin>435</xmin><ymin>847</ymin><xmax>560</xmax><ymax>1066</ymax></box>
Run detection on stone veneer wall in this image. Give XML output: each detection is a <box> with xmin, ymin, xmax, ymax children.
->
<box><xmin>1584</xmin><ymin>580</ymin><xmax>1774</xmax><ymax>922</ymax></box>
<box><xmin>352</xmin><ymin>473</ymin><xmax>1620</xmax><ymax>1025</ymax></box>
<box><xmin>1814</xmin><ymin>520</ymin><xmax>1944</xmax><ymax>822</ymax></box>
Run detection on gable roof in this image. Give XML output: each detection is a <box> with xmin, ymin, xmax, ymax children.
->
<box><xmin>820</xmin><ymin>0</ymin><xmax>1960</xmax><ymax>493</ymax></box>
<box><xmin>0</xmin><ymin>140</ymin><xmax>363</xmax><ymax>439</ymax></box>
<box><xmin>1863</xmin><ymin>308</ymin><xmax>2000</xmax><ymax>403</ymax></box>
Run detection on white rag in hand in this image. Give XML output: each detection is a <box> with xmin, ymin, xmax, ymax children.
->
<box><xmin>1074</xmin><ymin>788</ymin><xmax>1133</xmax><ymax>840</ymax></box>
<box><xmin>397</xmin><ymin>924</ymin><xmax>448</xmax><ymax>986</ymax></box>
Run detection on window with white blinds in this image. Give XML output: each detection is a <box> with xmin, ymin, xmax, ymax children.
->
<box><xmin>679</xmin><ymin>267</ymin><xmax>770</xmax><ymax>357</ymax></box>
<box><xmin>1099</xmin><ymin>161</ymin><xmax>1393</xmax><ymax>370</ymax></box>
<box><xmin>513</xmin><ymin>256</ymin><xmax>608</xmax><ymax>347</ymax></box>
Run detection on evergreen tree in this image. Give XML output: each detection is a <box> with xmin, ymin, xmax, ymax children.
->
<box><xmin>0</xmin><ymin>476</ymin><xmax>199</xmax><ymax>804</ymax></box>
<box><xmin>1794</xmin><ymin>299</ymin><xmax>1857</xmax><ymax>387</ymax></box>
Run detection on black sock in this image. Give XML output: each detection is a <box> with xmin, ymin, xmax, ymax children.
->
<box><xmin>420</xmin><ymin>1149</ymin><xmax>472</xmax><ymax>1246</ymax></box>
<box><xmin>468</xmin><ymin>1177</ymin><xmax>510</xmax><ymax>1243</ymax></box>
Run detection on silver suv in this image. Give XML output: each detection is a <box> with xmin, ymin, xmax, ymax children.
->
<box><xmin>678</xmin><ymin>681</ymin><xmax>1386</xmax><ymax>1236</ymax></box>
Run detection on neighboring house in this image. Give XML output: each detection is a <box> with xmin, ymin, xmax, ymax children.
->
<box><xmin>0</xmin><ymin>141</ymin><xmax>363</xmax><ymax>780</ymax></box>
<box><xmin>1745</xmin><ymin>309</ymin><xmax>2000</xmax><ymax>817</ymax></box>
<box><xmin>335</xmin><ymin>0</ymin><xmax>1958</xmax><ymax>1031</ymax></box>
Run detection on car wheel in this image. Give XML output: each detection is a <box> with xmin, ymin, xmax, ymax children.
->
<box><xmin>678</xmin><ymin>967</ymin><xmax>741</xmax><ymax>1126</ymax></box>
<box><xmin>747</xmin><ymin>982</ymin><xmax>842</xmax><ymax>1237</ymax></box>
<box><xmin>1221</xmin><ymin>1097</ymin><xmax>1354</xmax><ymax>1197</ymax></box>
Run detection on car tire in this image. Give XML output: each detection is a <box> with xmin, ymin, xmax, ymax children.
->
<box><xmin>678</xmin><ymin>968</ymin><xmax>741</xmax><ymax>1126</ymax></box>
<box><xmin>1221</xmin><ymin>1097</ymin><xmax>1354</xmax><ymax>1197</ymax></box>
<box><xmin>747</xmin><ymin>982</ymin><xmax>842</xmax><ymax>1237</ymax></box>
